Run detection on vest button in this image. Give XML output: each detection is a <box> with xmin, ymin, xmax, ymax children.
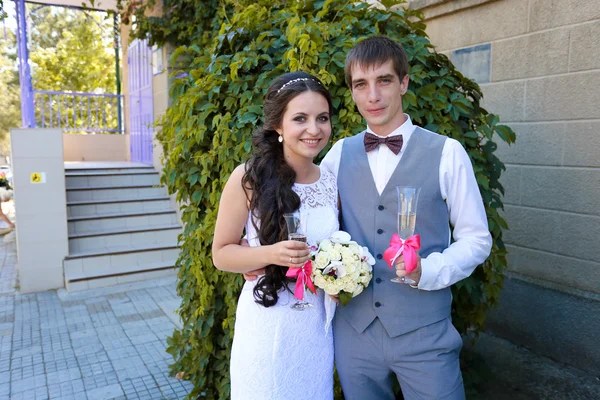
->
<box><xmin>377</xmin><ymin>229</ymin><xmax>383</xmax><ymax>234</ymax></box>
<box><xmin>375</xmin><ymin>302</ymin><xmax>381</xmax><ymax>307</ymax></box>
<box><xmin>376</xmin><ymin>278</ymin><xmax>382</xmax><ymax>284</ymax></box>
<box><xmin>376</xmin><ymin>254</ymin><xmax>382</xmax><ymax>260</ymax></box>
<box><xmin>378</xmin><ymin>205</ymin><xmax>384</xmax><ymax>211</ymax></box>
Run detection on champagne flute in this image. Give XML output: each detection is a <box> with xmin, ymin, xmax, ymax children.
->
<box><xmin>283</xmin><ymin>212</ymin><xmax>312</xmax><ymax>310</ymax></box>
<box><xmin>391</xmin><ymin>186</ymin><xmax>421</xmax><ymax>284</ymax></box>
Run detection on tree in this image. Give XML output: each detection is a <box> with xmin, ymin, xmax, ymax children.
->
<box><xmin>0</xmin><ymin>28</ymin><xmax>20</xmax><ymax>150</ymax></box>
<box><xmin>28</xmin><ymin>6</ymin><xmax>116</xmax><ymax>93</ymax></box>
<box><xmin>0</xmin><ymin>4</ymin><xmax>120</xmax><ymax>146</ymax></box>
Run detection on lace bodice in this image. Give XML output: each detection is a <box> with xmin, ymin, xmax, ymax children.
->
<box><xmin>245</xmin><ymin>166</ymin><xmax>339</xmax><ymax>247</ymax></box>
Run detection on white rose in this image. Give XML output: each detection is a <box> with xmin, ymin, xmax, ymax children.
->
<box><xmin>352</xmin><ymin>284</ymin><xmax>364</xmax><ymax>297</ymax></box>
<box><xmin>315</xmin><ymin>252</ymin><xmax>330</xmax><ymax>269</ymax></box>
<box><xmin>340</xmin><ymin>247</ymin><xmax>355</xmax><ymax>262</ymax></box>
<box><xmin>329</xmin><ymin>246</ymin><xmax>342</xmax><ymax>261</ymax></box>
<box><xmin>324</xmin><ymin>285</ymin><xmax>339</xmax><ymax>295</ymax></box>
<box><xmin>360</xmin><ymin>274</ymin><xmax>372</xmax><ymax>286</ymax></box>
<box><xmin>361</xmin><ymin>261</ymin><xmax>373</xmax><ymax>273</ymax></box>
<box><xmin>314</xmin><ymin>274</ymin><xmax>326</xmax><ymax>288</ymax></box>
<box><xmin>344</xmin><ymin>279</ymin><xmax>359</xmax><ymax>293</ymax></box>
<box><xmin>349</xmin><ymin>243</ymin><xmax>361</xmax><ymax>254</ymax></box>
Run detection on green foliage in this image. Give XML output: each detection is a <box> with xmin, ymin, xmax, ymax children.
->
<box><xmin>0</xmin><ymin>29</ymin><xmax>20</xmax><ymax>149</ymax></box>
<box><xmin>28</xmin><ymin>6</ymin><xmax>117</xmax><ymax>93</ymax></box>
<box><xmin>148</xmin><ymin>1</ymin><xmax>516</xmax><ymax>398</ymax></box>
<box><xmin>118</xmin><ymin>0</ymin><xmax>222</xmax><ymax>46</ymax></box>
<box><xmin>0</xmin><ymin>1</ymin><xmax>6</xmax><ymax>21</ymax></box>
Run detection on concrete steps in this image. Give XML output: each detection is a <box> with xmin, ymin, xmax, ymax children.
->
<box><xmin>67</xmin><ymin>196</ymin><xmax>172</xmax><ymax>218</ymax></box>
<box><xmin>68</xmin><ymin>224</ymin><xmax>182</xmax><ymax>253</ymax></box>
<box><xmin>63</xmin><ymin>165</ymin><xmax>181</xmax><ymax>291</ymax></box>
<box><xmin>66</xmin><ymin>185</ymin><xmax>167</xmax><ymax>202</ymax></box>
<box><xmin>65</xmin><ymin>171</ymin><xmax>161</xmax><ymax>188</ymax></box>
<box><xmin>67</xmin><ymin>210</ymin><xmax>178</xmax><ymax>235</ymax></box>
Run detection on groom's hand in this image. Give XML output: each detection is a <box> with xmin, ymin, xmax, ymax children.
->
<box><xmin>243</xmin><ymin>268</ymin><xmax>265</xmax><ymax>281</ymax></box>
<box><xmin>394</xmin><ymin>254</ymin><xmax>422</xmax><ymax>285</ymax></box>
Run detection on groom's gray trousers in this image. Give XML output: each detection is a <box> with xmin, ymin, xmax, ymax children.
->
<box><xmin>334</xmin><ymin>315</ymin><xmax>465</xmax><ymax>400</ymax></box>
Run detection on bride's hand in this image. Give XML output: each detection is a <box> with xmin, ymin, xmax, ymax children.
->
<box><xmin>271</xmin><ymin>240</ymin><xmax>310</xmax><ymax>268</ymax></box>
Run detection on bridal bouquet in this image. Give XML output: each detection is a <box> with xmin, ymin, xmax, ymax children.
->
<box><xmin>311</xmin><ymin>231</ymin><xmax>375</xmax><ymax>306</ymax></box>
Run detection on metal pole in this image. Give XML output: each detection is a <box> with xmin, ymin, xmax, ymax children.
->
<box><xmin>113</xmin><ymin>12</ymin><xmax>122</xmax><ymax>134</ymax></box>
<box><xmin>14</xmin><ymin>0</ymin><xmax>35</xmax><ymax>127</ymax></box>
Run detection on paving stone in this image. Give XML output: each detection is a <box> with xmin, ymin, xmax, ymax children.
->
<box><xmin>136</xmin><ymin>341</ymin><xmax>171</xmax><ymax>366</ymax></box>
<box><xmin>112</xmin><ymin>359</ymin><xmax>150</xmax><ymax>381</ymax></box>
<box><xmin>44</xmin><ymin>357</ymin><xmax>79</xmax><ymax>373</ymax></box>
<box><xmin>82</xmin><ymin>370</ymin><xmax>120</xmax><ymax>391</ymax></box>
<box><xmin>60</xmin><ymin>299</ymin><xmax>86</xmax><ymax>308</ymax></box>
<box><xmin>86</xmin><ymin>301</ymin><xmax>112</xmax><ymax>315</ymax></box>
<box><xmin>139</xmin><ymin>309</ymin><xmax>165</xmax><ymax>320</ymax></box>
<box><xmin>100</xmin><ymin>337</ymin><xmax>132</xmax><ymax>351</ymax></box>
<box><xmin>129</xmin><ymin>333</ymin><xmax>158</xmax><ymax>345</ymax></box>
<box><xmin>0</xmin><ymin>358</ymin><xmax>10</xmax><ymax>373</ymax></box>
<box><xmin>111</xmin><ymin>303</ymin><xmax>138</xmax><ymax>317</ymax></box>
<box><xmin>0</xmin><ymin>314</ymin><xmax>14</xmax><ymax>323</ymax></box>
<box><xmin>47</xmin><ymin>378</ymin><xmax>86</xmax><ymax>398</ymax></box>
<box><xmin>105</xmin><ymin>293</ymin><xmax>128</xmax><ymax>301</ymax></box>
<box><xmin>11</xmin><ymin>374</ymin><xmax>47</xmax><ymax>393</ymax></box>
<box><xmin>85</xmin><ymin>383</ymin><xmax>124</xmax><ymax>400</ymax></box>
<box><xmin>106</xmin><ymin>345</ymin><xmax>138</xmax><ymax>362</ymax></box>
<box><xmin>77</xmin><ymin>350</ymin><xmax>111</xmax><ymax>367</ymax></box>
<box><xmin>80</xmin><ymin>361</ymin><xmax>114</xmax><ymax>378</ymax></box>
<box><xmin>47</xmin><ymin>367</ymin><xmax>82</xmax><ymax>384</ymax></box>
<box><xmin>116</xmin><ymin>313</ymin><xmax>145</xmax><ymax>323</ymax></box>
<box><xmin>0</xmin><ymin>382</ymin><xmax>9</xmax><ymax>397</ymax></box>
<box><xmin>10</xmin><ymin>386</ymin><xmax>49</xmax><ymax>400</ymax></box>
<box><xmin>91</xmin><ymin>312</ymin><xmax>119</xmax><ymax>327</ymax></box>
<box><xmin>0</xmin><ymin>371</ymin><xmax>8</xmax><ymax>384</ymax></box>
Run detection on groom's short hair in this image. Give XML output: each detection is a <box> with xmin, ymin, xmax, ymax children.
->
<box><xmin>345</xmin><ymin>36</ymin><xmax>409</xmax><ymax>87</ymax></box>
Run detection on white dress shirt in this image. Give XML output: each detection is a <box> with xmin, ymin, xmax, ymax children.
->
<box><xmin>320</xmin><ymin>115</ymin><xmax>492</xmax><ymax>291</ymax></box>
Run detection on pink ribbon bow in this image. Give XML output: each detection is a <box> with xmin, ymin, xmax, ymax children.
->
<box><xmin>382</xmin><ymin>234</ymin><xmax>421</xmax><ymax>274</ymax></box>
<box><xmin>286</xmin><ymin>260</ymin><xmax>316</xmax><ymax>300</ymax></box>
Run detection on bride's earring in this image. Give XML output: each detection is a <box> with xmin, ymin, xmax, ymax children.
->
<box><xmin>278</xmin><ymin>135</ymin><xmax>283</xmax><ymax>143</ymax></box>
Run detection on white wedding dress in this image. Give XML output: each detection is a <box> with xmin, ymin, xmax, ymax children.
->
<box><xmin>230</xmin><ymin>166</ymin><xmax>339</xmax><ymax>400</ymax></box>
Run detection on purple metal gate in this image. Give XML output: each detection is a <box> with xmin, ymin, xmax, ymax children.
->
<box><xmin>128</xmin><ymin>39</ymin><xmax>154</xmax><ymax>164</ymax></box>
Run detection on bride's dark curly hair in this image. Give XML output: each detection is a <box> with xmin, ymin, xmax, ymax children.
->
<box><xmin>242</xmin><ymin>71</ymin><xmax>333</xmax><ymax>307</ymax></box>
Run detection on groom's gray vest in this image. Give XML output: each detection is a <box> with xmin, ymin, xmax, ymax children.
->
<box><xmin>336</xmin><ymin>128</ymin><xmax>452</xmax><ymax>337</ymax></box>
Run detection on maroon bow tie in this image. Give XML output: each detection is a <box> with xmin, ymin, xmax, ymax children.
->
<box><xmin>363</xmin><ymin>132</ymin><xmax>403</xmax><ymax>155</ymax></box>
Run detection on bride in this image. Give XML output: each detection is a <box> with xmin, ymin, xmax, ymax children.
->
<box><xmin>212</xmin><ymin>71</ymin><xmax>339</xmax><ymax>399</ymax></box>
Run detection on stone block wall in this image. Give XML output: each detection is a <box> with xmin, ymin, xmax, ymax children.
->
<box><xmin>418</xmin><ymin>0</ymin><xmax>600</xmax><ymax>295</ymax></box>
<box><xmin>410</xmin><ymin>0</ymin><xmax>600</xmax><ymax>373</ymax></box>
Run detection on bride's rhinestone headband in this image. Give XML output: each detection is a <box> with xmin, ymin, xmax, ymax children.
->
<box><xmin>277</xmin><ymin>78</ymin><xmax>321</xmax><ymax>94</ymax></box>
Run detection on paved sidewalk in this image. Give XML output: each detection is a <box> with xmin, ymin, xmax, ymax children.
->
<box><xmin>472</xmin><ymin>333</ymin><xmax>600</xmax><ymax>399</ymax></box>
<box><xmin>0</xmin><ymin>200</ymin><xmax>17</xmax><ymax>296</ymax></box>
<box><xmin>0</xmin><ymin>229</ymin><xmax>193</xmax><ymax>400</ymax></box>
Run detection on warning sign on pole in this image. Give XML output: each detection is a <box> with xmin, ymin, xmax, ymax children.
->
<box><xmin>30</xmin><ymin>172</ymin><xmax>46</xmax><ymax>184</ymax></box>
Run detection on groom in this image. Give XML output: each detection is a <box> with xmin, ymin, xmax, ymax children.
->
<box><xmin>320</xmin><ymin>36</ymin><xmax>492</xmax><ymax>399</ymax></box>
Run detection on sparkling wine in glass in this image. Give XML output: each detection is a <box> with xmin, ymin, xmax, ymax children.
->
<box><xmin>391</xmin><ymin>186</ymin><xmax>421</xmax><ymax>284</ymax></box>
<box><xmin>283</xmin><ymin>212</ymin><xmax>312</xmax><ymax>310</ymax></box>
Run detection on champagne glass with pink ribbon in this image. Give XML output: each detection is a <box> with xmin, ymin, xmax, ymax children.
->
<box><xmin>283</xmin><ymin>212</ymin><xmax>315</xmax><ymax>310</ymax></box>
<box><xmin>384</xmin><ymin>186</ymin><xmax>422</xmax><ymax>284</ymax></box>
